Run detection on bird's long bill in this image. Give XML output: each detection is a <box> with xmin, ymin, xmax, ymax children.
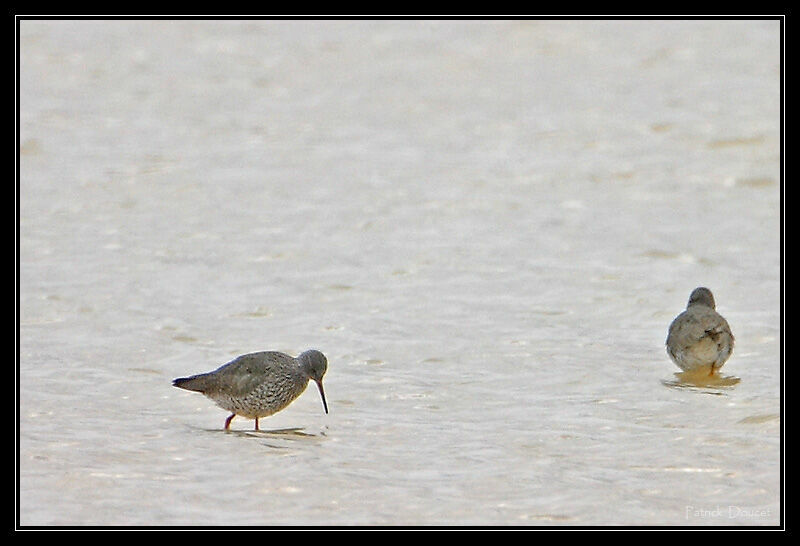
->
<box><xmin>315</xmin><ymin>380</ymin><xmax>329</xmax><ymax>414</ymax></box>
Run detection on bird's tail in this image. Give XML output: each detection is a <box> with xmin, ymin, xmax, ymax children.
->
<box><xmin>172</xmin><ymin>374</ymin><xmax>211</xmax><ymax>392</ymax></box>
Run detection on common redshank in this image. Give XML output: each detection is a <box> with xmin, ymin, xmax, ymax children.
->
<box><xmin>666</xmin><ymin>287</ymin><xmax>734</xmax><ymax>376</ymax></box>
<box><xmin>173</xmin><ymin>349</ymin><xmax>329</xmax><ymax>431</ymax></box>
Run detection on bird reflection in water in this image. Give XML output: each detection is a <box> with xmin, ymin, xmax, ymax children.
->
<box><xmin>661</xmin><ymin>367</ymin><xmax>741</xmax><ymax>393</ymax></box>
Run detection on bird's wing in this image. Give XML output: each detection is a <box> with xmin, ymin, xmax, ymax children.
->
<box><xmin>209</xmin><ymin>352</ymin><xmax>294</xmax><ymax>398</ymax></box>
<box><xmin>668</xmin><ymin>308</ymin><xmax>733</xmax><ymax>351</ymax></box>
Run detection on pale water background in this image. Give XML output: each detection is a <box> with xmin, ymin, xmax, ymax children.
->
<box><xmin>18</xmin><ymin>20</ymin><xmax>781</xmax><ymax>526</ymax></box>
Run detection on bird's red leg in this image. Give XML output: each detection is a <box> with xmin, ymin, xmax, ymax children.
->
<box><xmin>254</xmin><ymin>418</ymin><xmax>260</xmax><ymax>431</ymax></box>
<box><xmin>225</xmin><ymin>413</ymin><xmax>235</xmax><ymax>430</ymax></box>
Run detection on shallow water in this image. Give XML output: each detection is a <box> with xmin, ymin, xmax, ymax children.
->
<box><xmin>18</xmin><ymin>20</ymin><xmax>781</xmax><ymax>526</ymax></box>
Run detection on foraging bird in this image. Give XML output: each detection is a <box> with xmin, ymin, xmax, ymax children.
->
<box><xmin>173</xmin><ymin>349</ymin><xmax>329</xmax><ymax>431</ymax></box>
<box><xmin>666</xmin><ymin>287</ymin><xmax>734</xmax><ymax>375</ymax></box>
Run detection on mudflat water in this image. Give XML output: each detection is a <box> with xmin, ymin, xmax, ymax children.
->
<box><xmin>18</xmin><ymin>20</ymin><xmax>781</xmax><ymax>526</ymax></box>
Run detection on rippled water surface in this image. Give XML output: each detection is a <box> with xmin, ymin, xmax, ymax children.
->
<box><xmin>18</xmin><ymin>20</ymin><xmax>781</xmax><ymax>526</ymax></box>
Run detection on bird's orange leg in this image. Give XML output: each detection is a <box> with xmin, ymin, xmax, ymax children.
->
<box><xmin>225</xmin><ymin>413</ymin><xmax>235</xmax><ymax>430</ymax></box>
